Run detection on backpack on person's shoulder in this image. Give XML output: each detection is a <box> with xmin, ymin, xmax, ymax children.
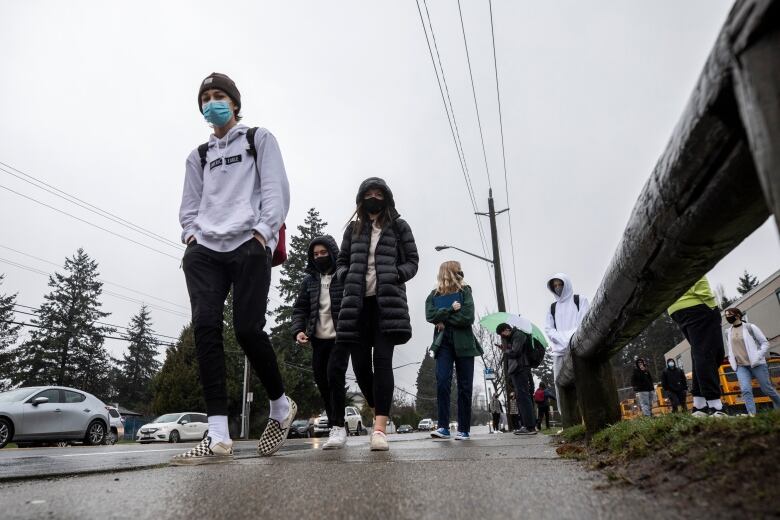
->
<box><xmin>197</xmin><ymin>127</ymin><xmax>287</xmax><ymax>267</ymax></box>
<box><xmin>533</xmin><ymin>388</ymin><xmax>546</xmax><ymax>403</ymax></box>
<box><xmin>526</xmin><ymin>334</ymin><xmax>546</xmax><ymax>369</ymax></box>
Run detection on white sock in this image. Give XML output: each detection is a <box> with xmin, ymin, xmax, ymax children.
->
<box><xmin>693</xmin><ymin>396</ymin><xmax>706</xmax><ymax>409</ymax></box>
<box><xmin>269</xmin><ymin>394</ymin><xmax>290</xmax><ymax>423</ymax></box>
<box><xmin>207</xmin><ymin>415</ymin><xmax>230</xmax><ymax>446</ymax></box>
<box><xmin>707</xmin><ymin>399</ymin><xmax>723</xmax><ymax>411</ymax></box>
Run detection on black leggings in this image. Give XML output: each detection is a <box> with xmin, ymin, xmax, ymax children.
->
<box><xmin>312</xmin><ymin>337</ymin><xmax>356</xmax><ymax>428</ymax></box>
<box><xmin>671</xmin><ymin>305</ymin><xmax>724</xmax><ymax>401</ymax></box>
<box><xmin>349</xmin><ymin>297</ymin><xmax>395</xmax><ymax>416</ymax></box>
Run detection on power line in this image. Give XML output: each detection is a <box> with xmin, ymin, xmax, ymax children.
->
<box><xmin>0</xmin><ymin>244</ymin><xmax>190</xmax><ymax>311</ymax></box>
<box><xmin>0</xmin><ymin>256</ymin><xmax>190</xmax><ymax>318</ymax></box>
<box><xmin>0</xmin><ymin>183</ymin><xmax>181</xmax><ymax>261</ymax></box>
<box><xmin>456</xmin><ymin>0</ymin><xmax>493</xmax><ymax>191</ymax></box>
<box><xmin>0</xmin><ymin>161</ymin><xmax>183</xmax><ymax>250</ymax></box>
<box><xmin>415</xmin><ymin>0</ymin><xmax>496</xmax><ymax>300</ymax></box>
<box><xmin>487</xmin><ymin>0</ymin><xmax>520</xmax><ymax>312</ymax></box>
<box><xmin>1</xmin><ymin>320</ymin><xmax>177</xmax><ymax>348</ymax></box>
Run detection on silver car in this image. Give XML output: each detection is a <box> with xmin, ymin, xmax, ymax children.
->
<box><xmin>0</xmin><ymin>386</ymin><xmax>110</xmax><ymax>449</ymax></box>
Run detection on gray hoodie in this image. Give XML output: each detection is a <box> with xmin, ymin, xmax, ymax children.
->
<box><xmin>179</xmin><ymin>124</ymin><xmax>290</xmax><ymax>253</ymax></box>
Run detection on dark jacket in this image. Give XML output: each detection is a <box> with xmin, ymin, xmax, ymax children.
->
<box><xmin>425</xmin><ymin>285</ymin><xmax>483</xmax><ymax>358</ymax></box>
<box><xmin>631</xmin><ymin>358</ymin><xmax>655</xmax><ymax>392</ymax></box>
<box><xmin>291</xmin><ymin>235</ymin><xmax>344</xmax><ymax>340</ymax></box>
<box><xmin>661</xmin><ymin>364</ymin><xmax>687</xmax><ymax>393</ymax></box>
<box><xmin>505</xmin><ymin>328</ymin><xmax>530</xmax><ymax>375</ymax></box>
<box><xmin>336</xmin><ymin>178</ymin><xmax>419</xmax><ymax>345</ymax></box>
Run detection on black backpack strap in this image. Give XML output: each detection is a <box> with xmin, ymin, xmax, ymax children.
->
<box><xmin>550</xmin><ymin>302</ymin><xmax>557</xmax><ymax>329</ymax></box>
<box><xmin>197</xmin><ymin>143</ymin><xmax>209</xmax><ymax>170</ymax></box>
<box><xmin>574</xmin><ymin>294</ymin><xmax>580</xmax><ymax>311</ymax></box>
<box><xmin>245</xmin><ymin>127</ymin><xmax>258</xmax><ymax>162</ymax></box>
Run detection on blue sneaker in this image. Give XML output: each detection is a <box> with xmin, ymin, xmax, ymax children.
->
<box><xmin>454</xmin><ymin>432</ymin><xmax>470</xmax><ymax>441</ymax></box>
<box><xmin>430</xmin><ymin>428</ymin><xmax>451</xmax><ymax>439</ymax></box>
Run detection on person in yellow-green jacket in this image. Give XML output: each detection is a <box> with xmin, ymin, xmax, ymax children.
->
<box><xmin>668</xmin><ymin>276</ymin><xmax>727</xmax><ymax>417</ymax></box>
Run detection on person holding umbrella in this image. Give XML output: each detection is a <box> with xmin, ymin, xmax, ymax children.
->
<box><xmin>425</xmin><ymin>261</ymin><xmax>483</xmax><ymax>440</ymax></box>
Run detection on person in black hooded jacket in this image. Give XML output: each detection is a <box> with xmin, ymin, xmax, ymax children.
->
<box><xmin>661</xmin><ymin>359</ymin><xmax>688</xmax><ymax>413</ymax></box>
<box><xmin>336</xmin><ymin>177</ymin><xmax>419</xmax><ymax>451</ymax></box>
<box><xmin>631</xmin><ymin>358</ymin><xmax>655</xmax><ymax>417</ymax></box>
<box><xmin>291</xmin><ymin>235</ymin><xmax>347</xmax><ymax>448</ymax></box>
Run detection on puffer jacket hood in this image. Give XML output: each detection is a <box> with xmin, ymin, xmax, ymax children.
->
<box><xmin>547</xmin><ymin>273</ymin><xmax>574</xmax><ymax>302</ymax></box>
<box><xmin>306</xmin><ymin>235</ymin><xmax>339</xmax><ymax>274</ymax></box>
<box><xmin>356</xmin><ymin>177</ymin><xmax>400</xmax><ymax>219</ymax></box>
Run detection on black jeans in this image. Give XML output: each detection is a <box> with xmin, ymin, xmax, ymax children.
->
<box><xmin>311</xmin><ymin>337</ymin><xmax>335</xmax><ymax>425</ymax></box>
<box><xmin>668</xmin><ymin>390</ymin><xmax>687</xmax><ymax>412</ymax></box>
<box><xmin>671</xmin><ymin>305</ymin><xmax>724</xmax><ymax>401</ymax></box>
<box><xmin>182</xmin><ymin>239</ymin><xmax>284</xmax><ymax>416</ymax></box>
<box><xmin>491</xmin><ymin>412</ymin><xmax>500</xmax><ymax>431</ymax></box>
<box><xmin>349</xmin><ymin>297</ymin><xmax>395</xmax><ymax>416</ymax></box>
<box><xmin>536</xmin><ymin>404</ymin><xmax>550</xmax><ymax>429</ymax></box>
<box><xmin>434</xmin><ymin>338</ymin><xmax>475</xmax><ymax>433</ymax></box>
<box><xmin>510</xmin><ymin>368</ymin><xmax>536</xmax><ymax>430</ymax></box>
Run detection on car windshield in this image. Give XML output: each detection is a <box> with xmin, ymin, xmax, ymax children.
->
<box><xmin>292</xmin><ymin>420</ymin><xmax>308</xmax><ymax>427</ymax></box>
<box><xmin>0</xmin><ymin>387</ymin><xmax>42</xmax><ymax>403</ymax></box>
<box><xmin>153</xmin><ymin>414</ymin><xmax>181</xmax><ymax>423</ymax></box>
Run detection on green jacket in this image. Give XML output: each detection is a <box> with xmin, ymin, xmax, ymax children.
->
<box><xmin>667</xmin><ymin>276</ymin><xmax>718</xmax><ymax>315</ymax></box>
<box><xmin>425</xmin><ymin>286</ymin><xmax>483</xmax><ymax>358</ymax></box>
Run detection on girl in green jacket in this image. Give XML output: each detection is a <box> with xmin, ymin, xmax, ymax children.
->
<box><xmin>425</xmin><ymin>261</ymin><xmax>483</xmax><ymax>440</ymax></box>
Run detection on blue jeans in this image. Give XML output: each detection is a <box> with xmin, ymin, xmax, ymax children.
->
<box><xmin>736</xmin><ymin>364</ymin><xmax>780</xmax><ymax>415</ymax></box>
<box><xmin>636</xmin><ymin>391</ymin><xmax>653</xmax><ymax>417</ymax></box>
<box><xmin>435</xmin><ymin>339</ymin><xmax>474</xmax><ymax>433</ymax></box>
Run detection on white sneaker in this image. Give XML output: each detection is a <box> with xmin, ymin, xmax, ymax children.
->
<box><xmin>370</xmin><ymin>431</ymin><xmax>389</xmax><ymax>451</ymax></box>
<box><xmin>323</xmin><ymin>426</ymin><xmax>347</xmax><ymax>450</ymax></box>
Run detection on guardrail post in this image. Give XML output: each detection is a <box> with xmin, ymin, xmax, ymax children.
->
<box><xmin>557</xmin><ymin>383</ymin><xmax>581</xmax><ymax>428</ymax></box>
<box><xmin>572</xmin><ymin>353</ymin><xmax>621</xmax><ymax>435</ymax></box>
<box><xmin>733</xmin><ymin>18</ymin><xmax>780</xmax><ymax>230</ymax></box>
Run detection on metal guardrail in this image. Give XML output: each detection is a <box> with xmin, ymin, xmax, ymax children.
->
<box><xmin>556</xmin><ymin>0</ymin><xmax>780</xmax><ymax>433</ymax></box>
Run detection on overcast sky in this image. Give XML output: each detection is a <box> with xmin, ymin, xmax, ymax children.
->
<box><xmin>1</xmin><ymin>1</ymin><xmax>777</xmax><ymax>404</ymax></box>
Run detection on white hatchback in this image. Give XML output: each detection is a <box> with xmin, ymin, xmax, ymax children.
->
<box><xmin>136</xmin><ymin>412</ymin><xmax>208</xmax><ymax>444</ymax></box>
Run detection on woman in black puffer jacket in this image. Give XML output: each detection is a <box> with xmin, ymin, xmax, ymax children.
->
<box><xmin>336</xmin><ymin>177</ymin><xmax>418</xmax><ymax>451</ymax></box>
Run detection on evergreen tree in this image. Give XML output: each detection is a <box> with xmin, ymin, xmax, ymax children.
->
<box><xmin>12</xmin><ymin>249</ymin><xmax>114</xmax><ymax>397</ymax></box>
<box><xmin>414</xmin><ymin>348</ymin><xmax>437</xmax><ymax>419</ymax></box>
<box><xmin>0</xmin><ymin>275</ymin><xmax>21</xmax><ymax>391</ymax></box>
<box><xmin>152</xmin><ymin>324</ymin><xmax>204</xmax><ymax>415</ymax></box>
<box><xmin>117</xmin><ymin>305</ymin><xmax>162</xmax><ymax>412</ymax></box>
<box><xmin>736</xmin><ymin>270</ymin><xmax>759</xmax><ymax>296</ymax></box>
<box><xmin>269</xmin><ymin>208</ymin><xmax>328</xmax><ymax>419</ymax></box>
<box><xmin>613</xmin><ymin>312</ymin><xmax>684</xmax><ymax>389</ymax></box>
<box><xmin>532</xmin><ymin>351</ymin><xmax>554</xmax><ymax>389</ymax></box>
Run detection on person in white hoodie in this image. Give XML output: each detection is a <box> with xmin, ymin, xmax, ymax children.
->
<box><xmin>172</xmin><ymin>73</ymin><xmax>295</xmax><ymax>465</ymax></box>
<box><xmin>544</xmin><ymin>273</ymin><xmax>590</xmax><ymax>398</ymax></box>
<box><xmin>724</xmin><ymin>307</ymin><xmax>780</xmax><ymax>415</ymax></box>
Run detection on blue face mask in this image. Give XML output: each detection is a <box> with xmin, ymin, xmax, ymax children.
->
<box><xmin>202</xmin><ymin>100</ymin><xmax>233</xmax><ymax>127</ymax></box>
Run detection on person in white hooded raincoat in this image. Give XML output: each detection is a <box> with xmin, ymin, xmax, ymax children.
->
<box><xmin>544</xmin><ymin>273</ymin><xmax>590</xmax><ymax>398</ymax></box>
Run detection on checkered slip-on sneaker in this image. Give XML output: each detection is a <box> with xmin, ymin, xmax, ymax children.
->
<box><xmin>258</xmin><ymin>397</ymin><xmax>297</xmax><ymax>457</ymax></box>
<box><xmin>170</xmin><ymin>436</ymin><xmax>233</xmax><ymax>466</ymax></box>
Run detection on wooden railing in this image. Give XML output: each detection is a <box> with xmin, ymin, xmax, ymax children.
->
<box><xmin>556</xmin><ymin>0</ymin><xmax>780</xmax><ymax>434</ymax></box>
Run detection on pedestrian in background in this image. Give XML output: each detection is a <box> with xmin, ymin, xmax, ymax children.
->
<box><xmin>426</xmin><ymin>261</ymin><xmax>483</xmax><ymax>441</ymax></box>
<box><xmin>176</xmin><ymin>72</ymin><xmax>294</xmax><ymax>464</ymax></box>
<box><xmin>724</xmin><ymin>308</ymin><xmax>780</xmax><ymax>415</ymax></box>
<box><xmin>533</xmin><ymin>383</ymin><xmax>557</xmax><ymax>430</ymax></box>
<box><xmin>336</xmin><ymin>177</ymin><xmax>419</xmax><ymax>451</ymax></box>
<box><xmin>291</xmin><ymin>235</ymin><xmax>347</xmax><ymax>450</ymax></box>
<box><xmin>490</xmin><ymin>392</ymin><xmax>503</xmax><ymax>433</ymax></box>
<box><xmin>669</xmin><ymin>276</ymin><xmax>727</xmax><ymax>417</ymax></box>
<box><xmin>661</xmin><ymin>358</ymin><xmax>688</xmax><ymax>412</ymax></box>
<box><xmin>631</xmin><ymin>358</ymin><xmax>655</xmax><ymax>417</ymax></box>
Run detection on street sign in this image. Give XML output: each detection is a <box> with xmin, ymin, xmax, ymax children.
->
<box><xmin>247</xmin><ymin>392</ymin><xmax>254</xmax><ymax>403</ymax></box>
<box><xmin>484</xmin><ymin>368</ymin><xmax>496</xmax><ymax>381</ymax></box>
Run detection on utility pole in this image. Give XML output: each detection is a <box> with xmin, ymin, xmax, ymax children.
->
<box><xmin>477</xmin><ymin>188</ymin><xmax>510</xmax><ymax>429</ymax></box>
<box><xmin>240</xmin><ymin>356</ymin><xmax>249</xmax><ymax>439</ymax></box>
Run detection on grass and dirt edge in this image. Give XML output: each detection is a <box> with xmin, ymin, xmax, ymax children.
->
<box><xmin>553</xmin><ymin>411</ymin><xmax>780</xmax><ymax>515</ymax></box>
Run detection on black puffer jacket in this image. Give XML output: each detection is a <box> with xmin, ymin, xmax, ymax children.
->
<box><xmin>661</xmin><ymin>363</ymin><xmax>687</xmax><ymax>393</ymax></box>
<box><xmin>290</xmin><ymin>235</ymin><xmax>344</xmax><ymax>339</ymax></box>
<box><xmin>336</xmin><ymin>177</ymin><xmax>419</xmax><ymax>346</ymax></box>
<box><xmin>631</xmin><ymin>358</ymin><xmax>655</xmax><ymax>392</ymax></box>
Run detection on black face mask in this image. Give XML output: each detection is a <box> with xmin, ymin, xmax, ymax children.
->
<box><xmin>726</xmin><ymin>316</ymin><xmax>737</xmax><ymax>324</ymax></box>
<box><xmin>362</xmin><ymin>197</ymin><xmax>386</xmax><ymax>215</ymax></box>
<box><xmin>314</xmin><ymin>256</ymin><xmax>332</xmax><ymax>273</ymax></box>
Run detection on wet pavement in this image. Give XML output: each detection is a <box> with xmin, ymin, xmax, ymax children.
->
<box><xmin>0</xmin><ymin>429</ymin><xmax>689</xmax><ymax>520</ymax></box>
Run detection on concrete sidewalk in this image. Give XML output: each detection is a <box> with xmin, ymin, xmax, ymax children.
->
<box><xmin>0</xmin><ymin>431</ymin><xmax>687</xmax><ymax>520</ymax></box>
